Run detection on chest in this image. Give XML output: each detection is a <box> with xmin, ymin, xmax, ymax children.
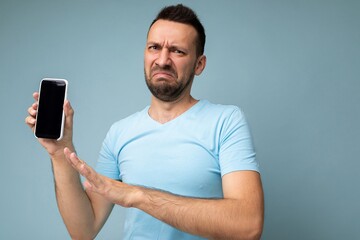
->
<box><xmin>117</xmin><ymin>127</ymin><xmax>223</xmax><ymax>198</ymax></box>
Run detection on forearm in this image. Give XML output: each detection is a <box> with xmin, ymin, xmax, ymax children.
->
<box><xmin>51</xmin><ymin>152</ymin><xmax>99</xmax><ymax>239</ymax></box>
<box><xmin>135</xmin><ymin>187</ymin><xmax>263</xmax><ymax>240</ymax></box>
<box><xmin>63</xmin><ymin>151</ymin><xmax>263</xmax><ymax>239</ymax></box>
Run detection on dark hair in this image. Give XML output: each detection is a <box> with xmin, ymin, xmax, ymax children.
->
<box><xmin>149</xmin><ymin>4</ymin><xmax>206</xmax><ymax>56</ymax></box>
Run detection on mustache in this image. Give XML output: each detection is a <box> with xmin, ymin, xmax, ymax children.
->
<box><xmin>150</xmin><ymin>65</ymin><xmax>177</xmax><ymax>77</ymax></box>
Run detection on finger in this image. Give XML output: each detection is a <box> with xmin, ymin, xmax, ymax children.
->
<box><xmin>78</xmin><ymin>163</ymin><xmax>104</xmax><ymax>190</ymax></box>
<box><xmin>63</xmin><ymin>147</ymin><xmax>78</xmax><ymax>168</ymax></box>
<box><xmin>64</xmin><ymin>100</ymin><xmax>74</xmax><ymax>118</ymax></box>
<box><xmin>83</xmin><ymin>181</ymin><xmax>94</xmax><ymax>191</ymax></box>
<box><xmin>63</xmin><ymin>148</ymin><xmax>103</xmax><ymax>189</ymax></box>
<box><xmin>33</xmin><ymin>92</ymin><xmax>39</xmax><ymax>101</ymax></box>
<box><xmin>27</xmin><ymin>103</ymin><xmax>37</xmax><ymax>117</ymax></box>
<box><xmin>26</xmin><ymin>93</ymin><xmax>39</xmax><ymax>131</ymax></box>
<box><xmin>78</xmin><ymin>162</ymin><xmax>102</xmax><ymax>189</ymax></box>
<box><xmin>63</xmin><ymin>100</ymin><xmax>74</xmax><ymax>131</ymax></box>
<box><xmin>32</xmin><ymin>102</ymin><xmax>38</xmax><ymax>110</ymax></box>
<box><xmin>25</xmin><ymin>115</ymin><xmax>36</xmax><ymax>127</ymax></box>
<box><xmin>63</xmin><ymin>147</ymin><xmax>77</xmax><ymax>169</ymax></box>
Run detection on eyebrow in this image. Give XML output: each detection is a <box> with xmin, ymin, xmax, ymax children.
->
<box><xmin>146</xmin><ymin>41</ymin><xmax>160</xmax><ymax>46</ymax></box>
<box><xmin>147</xmin><ymin>41</ymin><xmax>188</xmax><ymax>51</ymax></box>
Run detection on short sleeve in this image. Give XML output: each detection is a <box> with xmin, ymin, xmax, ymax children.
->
<box><xmin>96</xmin><ymin>125</ymin><xmax>121</xmax><ymax>180</ymax></box>
<box><xmin>219</xmin><ymin>107</ymin><xmax>259</xmax><ymax>176</ymax></box>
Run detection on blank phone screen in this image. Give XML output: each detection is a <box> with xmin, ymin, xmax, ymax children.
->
<box><xmin>35</xmin><ymin>79</ymin><xmax>67</xmax><ymax>139</ymax></box>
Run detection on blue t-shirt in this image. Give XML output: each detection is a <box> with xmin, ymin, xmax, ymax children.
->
<box><xmin>96</xmin><ymin>99</ymin><xmax>259</xmax><ymax>239</ymax></box>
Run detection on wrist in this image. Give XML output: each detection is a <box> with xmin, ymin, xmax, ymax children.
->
<box><xmin>133</xmin><ymin>186</ymin><xmax>168</xmax><ymax>211</ymax></box>
<box><xmin>49</xmin><ymin>144</ymin><xmax>75</xmax><ymax>160</ymax></box>
<box><xmin>126</xmin><ymin>185</ymin><xmax>148</xmax><ymax>209</ymax></box>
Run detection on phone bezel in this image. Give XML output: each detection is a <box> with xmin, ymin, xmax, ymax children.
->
<box><xmin>34</xmin><ymin>78</ymin><xmax>68</xmax><ymax>141</ymax></box>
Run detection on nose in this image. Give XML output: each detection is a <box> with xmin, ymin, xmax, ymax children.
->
<box><xmin>155</xmin><ymin>48</ymin><xmax>171</xmax><ymax>67</ymax></box>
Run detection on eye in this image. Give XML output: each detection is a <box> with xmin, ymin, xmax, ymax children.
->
<box><xmin>148</xmin><ymin>45</ymin><xmax>159</xmax><ymax>51</ymax></box>
<box><xmin>174</xmin><ymin>49</ymin><xmax>185</xmax><ymax>54</ymax></box>
<box><xmin>171</xmin><ymin>48</ymin><xmax>186</xmax><ymax>56</ymax></box>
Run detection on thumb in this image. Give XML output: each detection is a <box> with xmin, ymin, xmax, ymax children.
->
<box><xmin>63</xmin><ymin>100</ymin><xmax>74</xmax><ymax>127</ymax></box>
<box><xmin>83</xmin><ymin>181</ymin><xmax>94</xmax><ymax>191</ymax></box>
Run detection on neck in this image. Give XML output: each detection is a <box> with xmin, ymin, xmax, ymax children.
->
<box><xmin>149</xmin><ymin>94</ymin><xmax>198</xmax><ymax>124</ymax></box>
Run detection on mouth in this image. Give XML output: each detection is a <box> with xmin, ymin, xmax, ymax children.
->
<box><xmin>152</xmin><ymin>71</ymin><xmax>174</xmax><ymax>79</ymax></box>
<box><xmin>151</xmin><ymin>70</ymin><xmax>177</xmax><ymax>81</ymax></box>
<box><xmin>150</xmin><ymin>65</ymin><xmax>177</xmax><ymax>80</ymax></box>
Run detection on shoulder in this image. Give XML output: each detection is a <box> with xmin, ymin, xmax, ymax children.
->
<box><xmin>196</xmin><ymin>100</ymin><xmax>245</xmax><ymax>122</ymax></box>
<box><xmin>199</xmin><ymin>99</ymin><xmax>242</xmax><ymax>113</ymax></box>
<box><xmin>197</xmin><ymin>100</ymin><xmax>251</xmax><ymax>141</ymax></box>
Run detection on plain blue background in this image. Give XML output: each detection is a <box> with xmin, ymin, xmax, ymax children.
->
<box><xmin>1</xmin><ymin>0</ymin><xmax>359</xmax><ymax>239</ymax></box>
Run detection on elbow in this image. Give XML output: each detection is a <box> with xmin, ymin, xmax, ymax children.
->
<box><xmin>64</xmin><ymin>221</ymin><xmax>100</xmax><ymax>240</ymax></box>
<box><xmin>229</xmin><ymin>216</ymin><xmax>263</xmax><ymax>240</ymax></box>
<box><xmin>229</xmin><ymin>227</ymin><xmax>262</xmax><ymax>240</ymax></box>
<box><xmin>68</xmin><ymin>231</ymin><xmax>97</xmax><ymax>240</ymax></box>
<box><xmin>238</xmin><ymin>218</ymin><xmax>264</xmax><ymax>240</ymax></box>
<box><xmin>242</xmin><ymin>225</ymin><xmax>263</xmax><ymax>240</ymax></box>
<box><xmin>69</xmin><ymin>235</ymin><xmax>95</xmax><ymax>240</ymax></box>
<box><xmin>213</xmin><ymin>218</ymin><xmax>263</xmax><ymax>240</ymax></box>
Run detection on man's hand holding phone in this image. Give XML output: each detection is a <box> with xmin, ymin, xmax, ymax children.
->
<box><xmin>25</xmin><ymin>79</ymin><xmax>75</xmax><ymax>157</ymax></box>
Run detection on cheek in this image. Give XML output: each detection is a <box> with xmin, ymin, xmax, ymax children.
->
<box><xmin>179</xmin><ymin>61</ymin><xmax>196</xmax><ymax>78</ymax></box>
<box><xmin>144</xmin><ymin>56</ymin><xmax>150</xmax><ymax>67</ymax></box>
<box><xmin>175</xmin><ymin>59</ymin><xmax>191</xmax><ymax>72</ymax></box>
<box><xmin>144</xmin><ymin>58</ymin><xmax>153</xmax><ymax>75</ymax></box>
<box><xmin>144</xmin><ymin>52</ymin><xmax>154</xmax><ymax>66</ymax></box>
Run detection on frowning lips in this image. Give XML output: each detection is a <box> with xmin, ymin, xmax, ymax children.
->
<box><xmin>150</xmin><ymin>66</ymin><xmax>177</xmax><ymax>80</ymax></box>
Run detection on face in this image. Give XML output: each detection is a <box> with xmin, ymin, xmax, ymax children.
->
<box><xmin>144</xmin><ymin>20</ymin><xmax>206</xmax><ymax>102</ymax></box>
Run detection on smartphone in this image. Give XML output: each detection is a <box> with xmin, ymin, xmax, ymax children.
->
<box><xmin>34</xmin><ymin>78</ymin><xmax>68</xmax><ymax>140</ymax></box>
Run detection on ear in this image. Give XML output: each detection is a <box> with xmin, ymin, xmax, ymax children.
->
<box><xmin>194</xmin><ymin>55</ymin><xmax>207</xmax><ymax>76</ymax></box>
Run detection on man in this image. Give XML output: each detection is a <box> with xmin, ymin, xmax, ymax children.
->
<box><xmin>26</xmin><ymin>4</ymin><xmax>264</xmax><ymax>240</ymax></box>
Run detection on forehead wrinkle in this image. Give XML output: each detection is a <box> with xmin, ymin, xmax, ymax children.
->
<box><xmin>147</xmin><ymin>20</ymin><xmax>197</xmax><ymax>51</ymax></box>
<box><xmin>147</xmin><ymin>40</ymin><xmax>185</xmax><ymax>51</ymax></box>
